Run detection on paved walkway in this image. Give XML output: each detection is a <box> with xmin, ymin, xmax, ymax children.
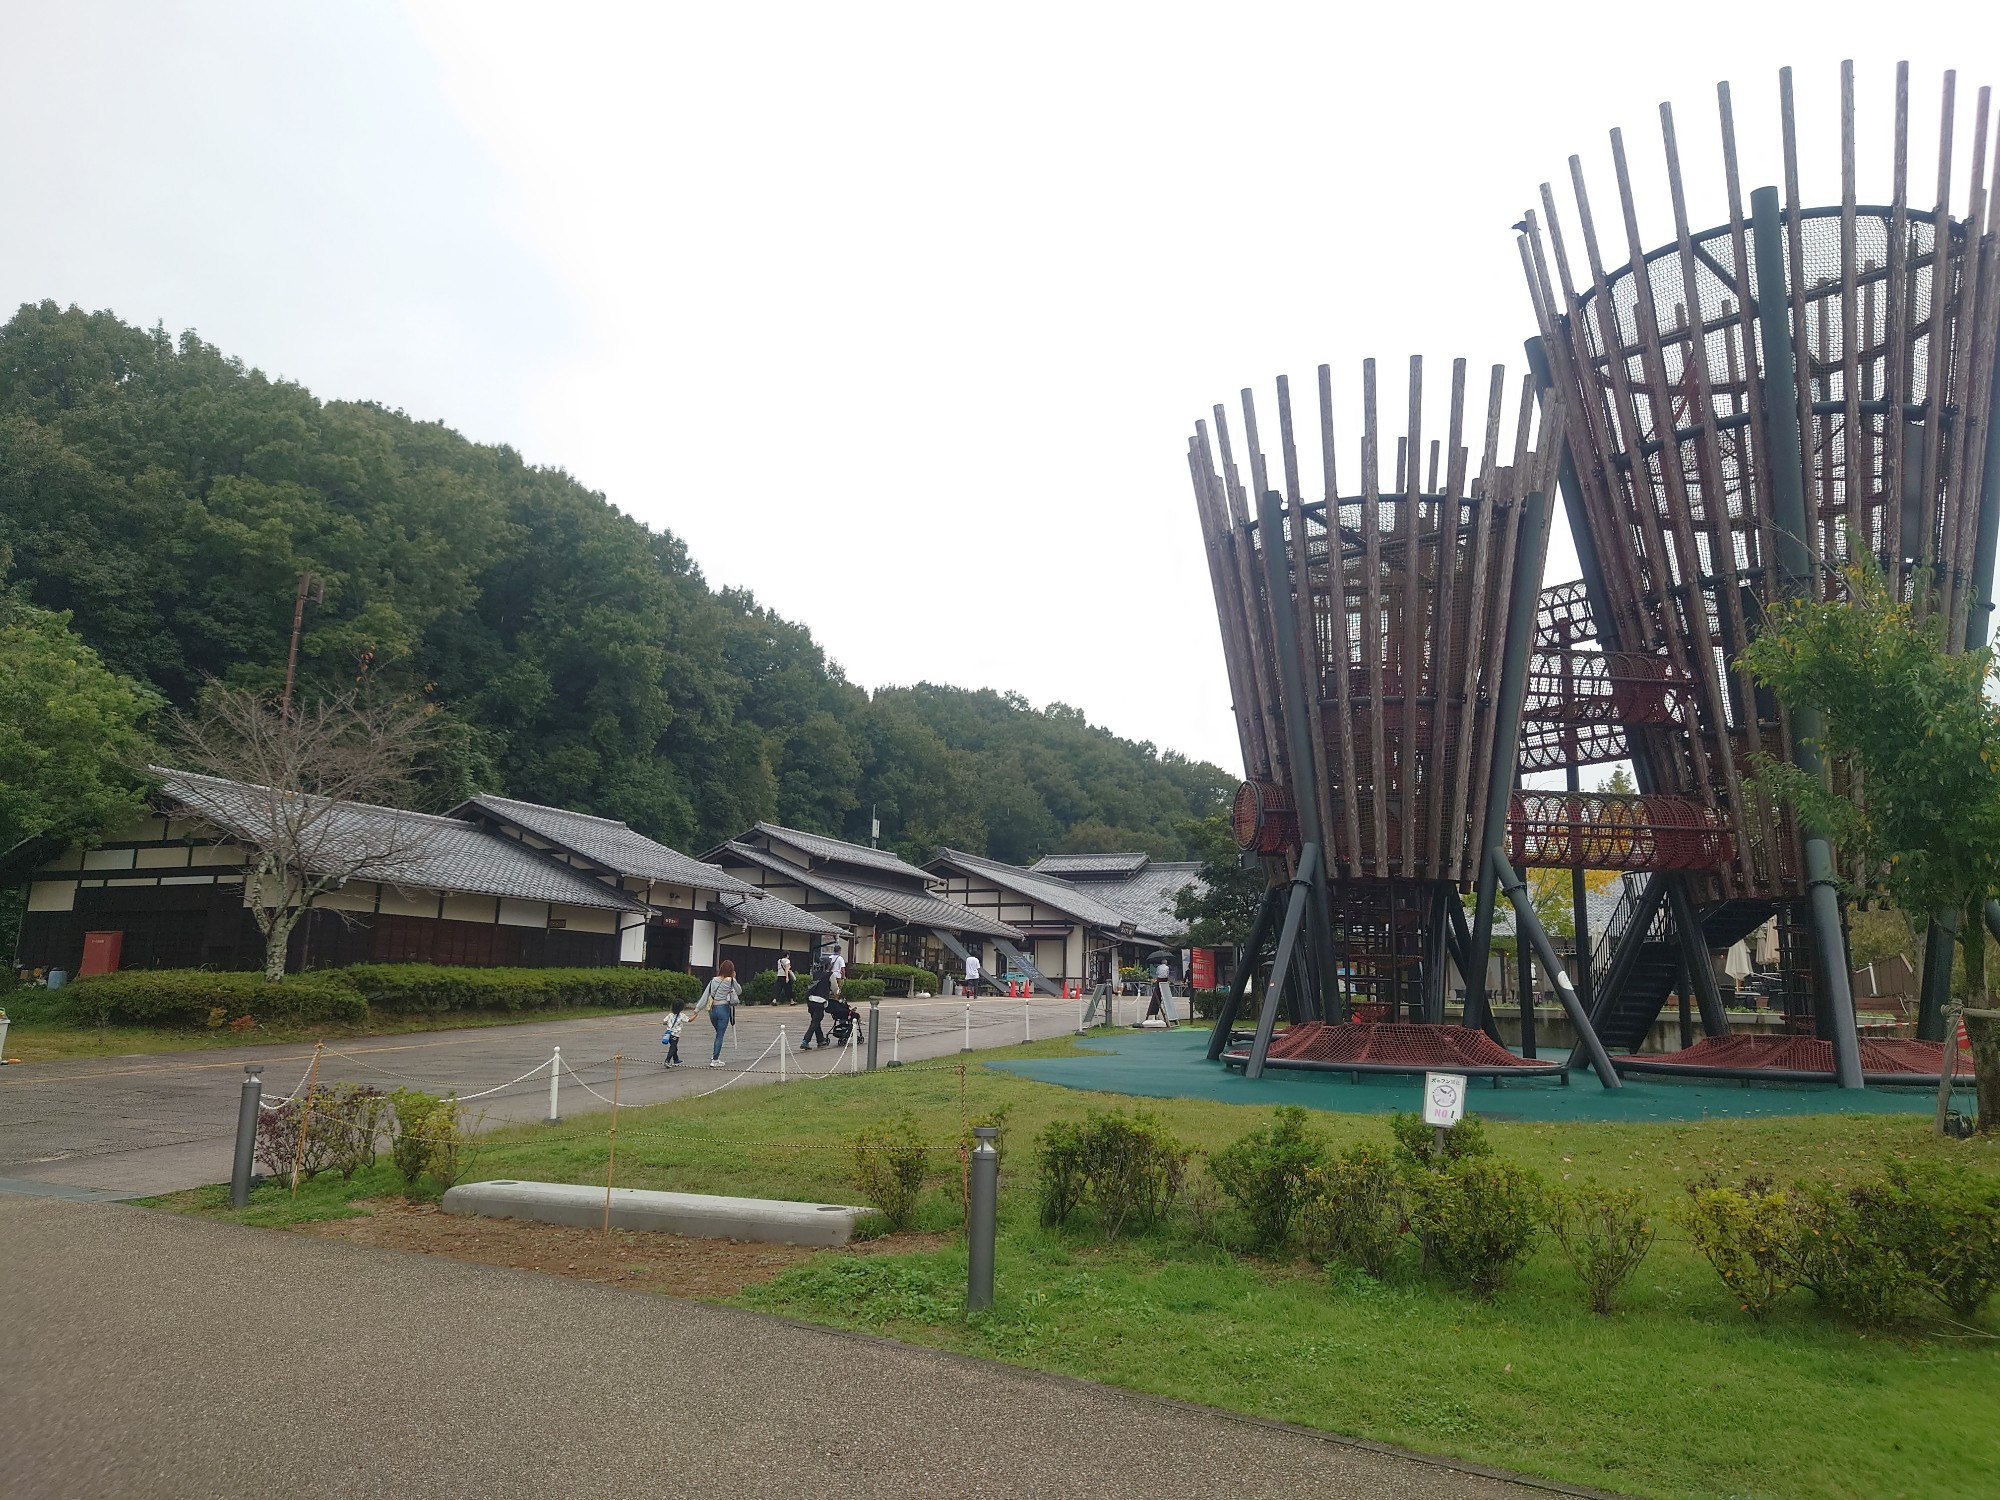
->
<box><xmin>0</xmin><ymin>1196</ymin><xmax>1594</xmax><ymax>1500</ymax></box>
<box><xmin>0</xmin><ymin>996</ymin><xmax>1087</xmax><ymax>1197</ymax></box>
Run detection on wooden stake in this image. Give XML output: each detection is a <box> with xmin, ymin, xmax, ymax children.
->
<box><xmin>289</xmin><ymin>1041</ymin><xmax>323</xmax><ymax>1198</ymax></box>
<box><xmin>602</xmin><ymin>1052</ymin><xmax>621</xmax><ymax>1235</ymax></box>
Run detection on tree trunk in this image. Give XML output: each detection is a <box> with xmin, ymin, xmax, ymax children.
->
<box><xmin>1963</xmin><ymin>900</ymin><xmax>1998</xmax><ymax>1133</ymax></box>
<box><xmin>263</xmin><ymin>909</ymin><xmax>298</xmax><ymax>983</ymax></box>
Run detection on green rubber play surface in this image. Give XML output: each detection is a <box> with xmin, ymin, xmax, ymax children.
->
<box><xmin>987</xmin><ymin>1028</ymin><xmax>1977</xmax><ymax>1123</ymax></box>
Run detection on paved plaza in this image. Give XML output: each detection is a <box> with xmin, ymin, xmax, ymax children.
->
<box><xmin>0</xmin><ymin>995</ymin><xmax>1089</xmax><ymax>1198</ymax></box>
<box><xmin>0</xmin><ymin>1195</ymin><xmax>1596</xmax><ymax>1500</ymax></box>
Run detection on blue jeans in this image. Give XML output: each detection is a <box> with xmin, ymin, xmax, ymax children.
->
<box><xmin>710</xmin><ymin>1003</ymin><xmax>732</xmax><ymax>1060</ymax></box>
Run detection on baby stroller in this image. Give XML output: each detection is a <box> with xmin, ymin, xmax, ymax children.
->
<box><xmin>827</xmin><ymin>995</ymin><xmax>864</xmax><ymax>1049</ymax></box>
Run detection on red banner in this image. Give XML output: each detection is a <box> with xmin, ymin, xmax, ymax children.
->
<box><xmin>1191</xmin><ymin>947</ymin><xmax>1216</xmax><ymax>989</ymax></box>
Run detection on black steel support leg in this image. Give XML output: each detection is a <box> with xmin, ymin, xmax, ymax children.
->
<box><xmin>1666</xmin><ymin>878</ymin><xmax>1730</xmax><ymax>1037</ymax></box>
<box><xmin>1918</xmin><ymin>913</ymin><xmax>1956</xmax><ymax>1043</ymax></box>
<box><xmin>1208</xmin><ymin>884</ymin><xmax>1283</xmax><ymax>1061</ymax></box>
<box><xmin>1493</xmin><ymin>849</ymin><xmax>1619</xmax><ymax>1088</ymax></box>
<box><xmin>1752</xmin><ymin>184</ymin><xmax>1863</xmax><ymax>1091</ymax></box>
<box><xmin>1245</xmin><ymin>843</ymin><xmax>1321</xmax><ymax>1080</ymax></box>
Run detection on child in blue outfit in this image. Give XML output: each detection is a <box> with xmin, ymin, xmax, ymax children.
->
<box><xmin>662</xmin><ymin>999</ymin><xmax>687</xmax><ymax>1068</ymax></box>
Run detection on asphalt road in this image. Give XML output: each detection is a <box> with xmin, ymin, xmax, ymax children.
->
<box><xmin>0</xmin><ymin>1195</ymin><xmax>1592</xmax><ymax>1500</ymax></box>
<box><xmin>0</xmin><ymin>995</ymin><xmax>1097</xmax><ymax>1197</ymax></box>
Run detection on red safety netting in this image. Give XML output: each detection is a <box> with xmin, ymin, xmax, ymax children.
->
<box><xmin>1618</xmin><ymin>1034</ymin><xmax>1973</xmax><ymax>1079</ymax></box>
<box><xmin>1508</xmin><ymin>790</ymin><xmax>1733</xmax><ymax>871</ymax></box>
<box><xmin>1250</xmin><ymin>1022</ymin><xmax>1554</xmax><ymax>1070</ymax></box>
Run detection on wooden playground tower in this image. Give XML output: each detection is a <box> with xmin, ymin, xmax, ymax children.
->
<box><xmin>1197</xmin><ymin>61</ymin><xmax>2000</xmax><ymax>1090</ymax></box>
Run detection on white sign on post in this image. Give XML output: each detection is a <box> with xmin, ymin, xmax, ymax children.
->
<box><xmin>1423</xmin><ymin>1071</ymin><xmax>1468</xmax><ymax>1128</ymax></box>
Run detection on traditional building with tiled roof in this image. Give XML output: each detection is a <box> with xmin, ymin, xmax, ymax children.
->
<box><xmin>3</xmin><ymin>771</ymin><xmax>830</xmax><ymax>979</ymax></box>
<box><xmin>928</xmin><ymin>849</ymin><xmax>1206</xmax><ymax>991</ymax></box>
<box><xmin>702</xmin><ymin>822</ymin><xmax>1022</xmax><ymax>981</ymax></box>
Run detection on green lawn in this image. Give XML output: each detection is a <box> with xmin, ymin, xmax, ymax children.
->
<box><xmin>157</xmin><ymin>1039</ymin><xmax>2000</xmax><ymax>1500</ymax></box>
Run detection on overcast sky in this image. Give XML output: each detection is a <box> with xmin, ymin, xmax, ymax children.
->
<box><xmin>4</xmin><ymin>3</ymin><xmax>1994</xmax><ymax>777</ymax></box>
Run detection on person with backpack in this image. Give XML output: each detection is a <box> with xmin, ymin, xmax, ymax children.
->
<box><xmin>693</xmin><ymin>959</ymin><xmax>742</xmax><ymax>1067</ymax></box>
<box><xmin>802</xmin><ymin>950</ymin><xmax>835</xmax><ymax>1049</ymax></box>
<box><xmin>775</xmin><ymin>953</ymin><xmax>794</xmax><ymax>1004</ymax></box>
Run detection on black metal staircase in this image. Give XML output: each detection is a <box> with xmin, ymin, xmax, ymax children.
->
<box><xmin>1587</xmin><ymin>888</ymin><xmax>1773</xmax><ymax>1051</ymax></box>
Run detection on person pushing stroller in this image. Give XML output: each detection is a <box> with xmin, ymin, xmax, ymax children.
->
<box><xmin>802</xmin><ymin>949</ymin><xmax>836</xmax><ymax>1049</ymax></box>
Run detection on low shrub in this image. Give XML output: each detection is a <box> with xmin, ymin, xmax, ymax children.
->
<box><xmin>1545</xmin><ymin>1181</ymin><xmax>1655</xmax><ymax>1314</ymax></box>
<box><xmin>848</xmin><ymin>963</ymin><xmax>940</xmax><ymax>996</ymax></box>
<box><xmin>1789</xmin><ymin>1177</ymin><xmax>1913</xmax><ymax>1327</ymax></box>
<box><xmin>1294</xmin><ymin>1143</ymin><xmax>1405</xmax><ymax>1277</ymax></box>
<box><xmin>346</xmin><ymin>965</ymin><xmax>700</xmax><ymax>1014</ymax></box>
<box><xmin>1680</xmin><ymin>1178</ymin><xmax>1797</xmax><ymax>1320</ymax></box>
<box><xmin>1389</xmin><ymin>1110</ymin><xmax>1492</xmax><ymax>1171</ymax></box>
<box><xmin>1036</xmin><ymin>1119</ymin><xmax>1090</xmax><ymax>1228</ymax></box>
<box><xmin>1410</xmin><ymin>1157</ymin><xmax>1543</xmax><ymax>1296</ymax></box>
<box><xmin>254</xmin><ymin>1094</ymin><xmax>338</xmax><ymax>1183</ymax></box>
<box><xmin>740</xmin><ymin>969</ymin><xmax>782</xmax><ymax>1003</ymax></box>
<box><xmin>388</xmin><ymin>1088</ymin><xmax>470</xmax><ymax>1190</ymax></box>
<box><xmin>1189</xmin><ymin>989</ymin><xmax>1229</xmax><ymax>1021</ymax></box>
<box><xmin>839</xmin><ymin>977</ymin><xmax>886</xmax><ymax>1003</ymax></box>
<box><xmin>1877</xmin><ymin>1158</ymin><xmax>2000</xmax><ymax>1320</ymax></box>
<box><xmin>66</xmin><ymin>970</ymin><xmax>365</xmax><ymax>1029</ymax></box>
<box><xmin>853</xmin><ymin>1110</ymin><xmax>931</xmax><ymax>1230</ymax></box>
<box><xmin>1210</xmin><ymin>1105</ymin><xmax>1329</xmax><ymax>1249</ymax></box>
<box><xmin>1033</xmin><ymin>1109</ymin><xmax>1190</xmax><ymax>1237</ymax></box>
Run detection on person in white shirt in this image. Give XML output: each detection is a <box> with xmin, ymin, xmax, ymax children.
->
<box><xmin>964</xmin><ymin>952</ymin><xmax>981</xmax><ymax>998</ymax></box>
<box><xmin>775</xmin><ymin>954</ymin><xmax>794</xmax><ymax>1003</ymax></box>
<box><xmin>828</xmin><ymin>945</ymin><xmax>846</xmax><ymax>998</ymax></box>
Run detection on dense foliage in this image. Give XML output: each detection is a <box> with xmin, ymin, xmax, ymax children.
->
<box><xmin>0</xmin><ymin>302</ymin><xmax>1229</xmax><ymax>864</ymax></box>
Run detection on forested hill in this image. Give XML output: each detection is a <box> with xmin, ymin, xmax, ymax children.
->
<box><xmin>0</xmin><ymin>302</ymin><xmax>1228</xmax><ymax>862</ymax></box>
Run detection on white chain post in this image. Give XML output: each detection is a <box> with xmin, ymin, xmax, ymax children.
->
<box><xmin>779</xmin><ymin>1024</ymin><xmax>789</xmax><ymax>1083</ymax></box>
<box><xmin>1024</xmin><ymin>998</ymin><xmax>1031</xmax><ymax>1043</ymax></box>
<box><xmin>891</xmin><ymin>1009</ymin><xmax>903</xmax><ymax>1067</ymax></box>
<box><xmin>962</xmin><ymin>1003</ymin><xmax>972</xmax><ymax>1052</ymax></box>
<box><xmin>548</xmin><ymin>1046</ymin><xmax>561</xmax><ymax>1122</ymax></box>
<box><xmin>849</xmin><ymin>1029</ymin><xmax>860</xmax><ymax>1074</ymax></box>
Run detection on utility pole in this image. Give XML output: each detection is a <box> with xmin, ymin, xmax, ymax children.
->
<box><xmin>280</xmin><ymin>571</ymin><xmax>323</xmax><ymax>719</ymax></box>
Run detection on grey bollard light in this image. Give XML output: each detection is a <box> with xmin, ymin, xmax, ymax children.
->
<box><xmin>966</xmin><ymin>1125</ymin><xmax>999</xmax><ymax>1312</ymax></box>
<box><xmin>866</xmin><ymin>999</ymin><xmax>880</xmax><ymax>1071</ymax></box>
<box><xmin>230</xmin><ymin>1065</ymin><xmax>263</xmax><ymax>1208</ymax></box>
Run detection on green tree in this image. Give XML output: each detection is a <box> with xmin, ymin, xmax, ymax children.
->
<box><xmin>0</xmin><ymin>302</ymin><xmax>1233</xmax><ymax>871</ymax></box>
<box><xmin>1170</xmin><ymin>815</ymin><xmax>1262</xmax><ymax>949</ymax></box>
<box><xmin>1740</xmin><ymin>556</ymin><xmax>2000</xmax><ymax>1131</ymax></box>
<box><xmin>0</xmin><ymin>578</ymin><xmax>156</xmax><ymax>959</ymax></box>
<box><xmin>0</xmin><ymin>588</ymin><xmax>154</xmax><ymax>854</ymax></box>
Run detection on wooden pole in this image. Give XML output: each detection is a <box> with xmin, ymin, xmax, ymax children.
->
<box><xmin>288</xmin><ymin>1041</ymin><xmax>323</xmax><ymax>1197</ymax></box>
<box><xmin>602</xmin><ymin>1052</ymin><xmax>622</xmax><ymax>1234</ymax></box>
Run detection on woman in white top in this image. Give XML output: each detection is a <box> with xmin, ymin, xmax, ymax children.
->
<box><xmin>694</xmin><ymin>959</ymin><xmax>742</xmax><ymax>1066</ymax></box>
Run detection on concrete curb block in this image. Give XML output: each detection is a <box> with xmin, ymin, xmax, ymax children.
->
<box><xmin>442</xmin><ymin>1179</ymin><xmax>869</xmax><ymax>1246</ymax></box>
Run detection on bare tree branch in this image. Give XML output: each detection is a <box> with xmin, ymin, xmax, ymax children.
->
<box><xmin>170</xmin><ymin>686</ymin><xmax>434</xmax><ymax>981</ymax></box>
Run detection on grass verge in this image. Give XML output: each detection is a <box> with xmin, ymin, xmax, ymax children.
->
<box><xmin>1</xmin><ymin>1000</ymin><xmax>672</xmax><ymax>1063</ymax></box>
<box><xmin>154</xmin><ymin>1046</ymin><xmax>2000</xmax><ymax>1500</ymax></box>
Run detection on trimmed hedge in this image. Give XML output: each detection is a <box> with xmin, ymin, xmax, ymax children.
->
<box><xmin>839</xmin><ymin>977</ymin><xmax>887</xmax><ymax>1002</ymax></box>
<box><xmin>848</xmin><ymin>963</ymin><xmax>941</xmax><ymax>996</ymax></box>
<box><xmin>66</xmin><ymin>970</ymin><xmax>366</xmax><ymax>1028</ymax></box>
<box><xmin>344</xmin><ymin>965</ymin><xmax>702</xmax><ymax>1014</ymax></box>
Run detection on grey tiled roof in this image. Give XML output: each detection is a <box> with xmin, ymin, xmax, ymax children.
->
<box><xmin>1029</xmin><ymin>852</ymin><xmax>1152</xmax><ymax>877</ymax></box>
<box><xmin>928</xmin><ymin>849</ymin><xmax>1138</xmax><ymax>934</ymax></box>
<box><xmin>716</xmin><ymin>842</ymin><xmax>1021</xmax><ymax>940</ymax></box>
<box><xmin>458</xmin><ymin>795</ymin><xmax>757</xmax><ymax>895</ymax></box>
<box><xmin>749</xmin><ymin>822</ymin><xmax>932</xmax><ymax>883</ymax></box>
<box><xmin>157</xmin><ymin>769</ymin><xmax>646</xmax><ymax>913</ymax></box>
<box><xmin>1077</xmin><ymin>860</ymin><xmax>1205</xmax><ymax>941</ymax></box>
<box><xmin>708</xmin><ymin>888</ymin><xmax>846</xmax><ymax>937</ymax></box>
